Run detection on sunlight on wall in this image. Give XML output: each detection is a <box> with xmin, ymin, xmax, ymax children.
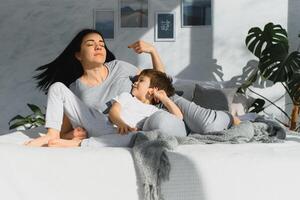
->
<box><xmin>212</xmin><ymin>0</ymin><xmax>289</xmax><ymax>121</ymax></box>
<box><xmin>213</xmin><ymin>0</ymin><xmax>288</xmax><ymax>80</ymax></box>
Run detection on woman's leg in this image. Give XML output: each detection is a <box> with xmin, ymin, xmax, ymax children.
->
<box><xmin>60</xmin><ymin>114</ymin><xmax>73</xmax><ymax>135</ymax></box>
<box><xmin>24</xmin><ymin>128</ymin><xmax>60</xmax><ymax>147</ymax></box>
<box><xmin>48</xmin><ymin>138</ymin><xmax>82</xmax><ymax>148</ymax></box>
<box><xmin>26</xmin><ymin>82</ymin><xmax>110</xmax><ymax>147</ymax></box>
<box><xmin>62</xmin><ymin>127</ymin><xmax>87</xmax><ymax>140</ymax></box>
<box><xmin>60</xmin><ymin>114</ymin><xmax>87</xmax><ymax>140</ymax></box>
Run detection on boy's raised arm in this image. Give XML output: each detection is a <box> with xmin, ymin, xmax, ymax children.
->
<box><xmin>153</xmin><ymin>90</ymin><xmax>183</xmax><ymax>120</ymax></box>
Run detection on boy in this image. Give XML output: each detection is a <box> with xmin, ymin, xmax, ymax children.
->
<box><xmin>109</xmin><ymin>69</ymin><xmax>183</xmax><ymax>135</ymax></box>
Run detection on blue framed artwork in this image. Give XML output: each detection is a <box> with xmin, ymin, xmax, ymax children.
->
<box><xmin>94</xmin><ymin>10</ymin><xmax>115</xmax><ymax>39</ymax></box>
<box><xmin>155</xmin><ymin>12</ymin><xmax>175</xmax><ymax>42</ymax></box>
<box><xmin>120</xmin><ymin>0</ymin><xmax>148</xmax><ymax>28</ymax></box>
<box><xmin>181</xmin><ymin>0</ymin><xmax>211</xmax><ymax>27</ymax></box>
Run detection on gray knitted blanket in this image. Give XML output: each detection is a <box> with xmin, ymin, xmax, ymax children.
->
<box><xmin>131</xmin><ymin>120</ymin><xmax>286</xmax><ymax>200</ymax></box>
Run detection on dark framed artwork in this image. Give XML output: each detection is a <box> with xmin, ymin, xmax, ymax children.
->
<box><xmin>94</xmin><ymin>10</ymin><xmax>115</xmax><ymax>39</ymax></box>
<box><xmin>120</xmin><ymin>0</ymin><xmax>148</xmax><ymax>28</ymax></box>
<box><xmin>155</xmin><ymin>12</ymin><xmax>175</xmax><ymax>42</ymax></box>
<box><xmin>181</xmin><ymin>0</ymin><xmax>211</xmax><ymax>27</ymax></box>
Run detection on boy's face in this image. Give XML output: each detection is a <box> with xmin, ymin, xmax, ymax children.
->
<box><xmin>131</xmin><ymin>75</ymin><xmax>153</xmax><ymax>101</ymax></box>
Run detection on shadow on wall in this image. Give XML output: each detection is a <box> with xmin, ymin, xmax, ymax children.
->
<box><xmin>176</xmin><ymin>21</ymin><xmax>223</xmax><ymax>81</ymax></box>
<box><xmin>119</xmin><ymin>1</ymin><xmax>221</xmax><ymax>82</ymax></box>
<box><xmin>288</xmin><ymin>0</ymin><xmax>300</xmax><ymax>50</ymax></box>
<box><xmin>226</xmin><ymin>60</ymin><xmax>273</xmax><ymax>88</ymax></box>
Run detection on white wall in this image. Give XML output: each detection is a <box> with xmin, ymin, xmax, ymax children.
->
<box><xmin>214</xmin><ymin>0</ymin><xmax>289</xmax><ymax>122</ymax></box>
<box><xmin>0</xmin><ymin>0</ymin><xmax>299</xmax><ymax>132</ymax></box>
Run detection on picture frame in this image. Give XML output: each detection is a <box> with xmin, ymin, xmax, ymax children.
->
<box><xmin>94</xmin><ymin>10</ymin><xmax>115</xmax><ymax>39</ymax></box>
<box><xmin>119</xmin><ymin>0</ymin><xmax>148</xmax><ymax>28</ymax></box>
<box><xmin>181</xmin><ymin>0</ymin><xmax>211</xmax><ymax>27</ymax></box>
<box><xmin>155</xmin><ymin>12</ymin><xmax>176</xmax><ymax>42</ymax></box>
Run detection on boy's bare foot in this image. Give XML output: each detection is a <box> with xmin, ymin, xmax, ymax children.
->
<box><xmin>62</xmin><ymin>127</ymin><xmax>87</xmax><ymax>140</ymax></box>
<box><xmin>233</xmin><ymin>116</ymin><xmax>241</xmax><ymax>126</ymax></box>
<box><xmin>48</xmin><ymin>138</ymin><xmax>82</xmax><ymax>148</ymax></box>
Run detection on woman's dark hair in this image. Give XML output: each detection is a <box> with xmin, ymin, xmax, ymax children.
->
<box><xmin>34</xmin><ymin>29</ymin><xmax>115</xmax><ymax>94</ymax></box>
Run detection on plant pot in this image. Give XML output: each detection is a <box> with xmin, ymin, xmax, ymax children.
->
<box><xmin>290</xmin><ymin>105</ymin><xmax>299</xmax><ymax>130</ymax></box>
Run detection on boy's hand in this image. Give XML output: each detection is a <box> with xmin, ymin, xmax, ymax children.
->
<box><xmin>116</xmin><ymin>121</ymin><xmax>137</xmax><ymax>135</ymax></box>
<box><xmin>128</xmin><ymin>40</ymin><xmax>155</xmax><ymax>54</ymax></box>
<box><xmin>153</xmin><ymin>88</ymin><xmax>168</xmax><ymax>104</ymax></box>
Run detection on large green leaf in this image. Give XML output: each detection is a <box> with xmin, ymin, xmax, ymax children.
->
<box><xmin>246</xmin><ymin>23</ymin><xmax>288</xmax><ymax>58</ymax></box>
<box><xmin>287</xmin><ymin>73</ymin><xmax>300</xmax><ymax>105</ymax></box>
<box><xmin>8</xmin><ymin>115</ymin><xmax>25</xmax><ymax>124</ymax></box>
<box><xmin>27</xmin><ymin>104</ymin><xmax>43</xmax><ymax>116</ymax></box>
<box><xmin>259</xmin><ymin>44</ymin><xmax>300</xmax><ymax>82</ymax></box>
<box><xmin>248</xmin><ymin>99</ymin><xmax>265</xmax><ymax>113</ymax></box>
<box><xmin>9</xmin><ymin>120</ymin><xmax>28</xmax><ymax>130</ymax></box>
<box><xmin>33</xmin><ymin>118</ymin><xmax>45</xmax><ymax>127</ymax></box>
<box><xmin>286</xmin><ymin>51</ymin><xmax>300</xmax><ymax>81</ymax></box>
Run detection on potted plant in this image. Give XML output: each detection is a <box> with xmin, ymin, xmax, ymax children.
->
<box><xmin>239</xmin><ymin>22</ymin><xmax>300</xmax><ymax>130</ymax></box>
<box><xmin>8</xmin><ymin>104</ymin><xmax>45</xmax><ymax>130</ymax></box>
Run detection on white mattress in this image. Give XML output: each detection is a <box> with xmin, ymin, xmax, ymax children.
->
<box><xmin>1</xmin><ymin>128</ymin><xmax>300</xmax><ymax>200</ymax></box>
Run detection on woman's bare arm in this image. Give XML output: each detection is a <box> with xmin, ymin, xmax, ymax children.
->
<box><xmin>128</xmin><ymin>40</ymin><xmax>165</xmax><ymax>72</ymax></box>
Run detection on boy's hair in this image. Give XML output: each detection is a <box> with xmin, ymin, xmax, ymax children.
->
<box><xmin>139</xmin><ymin>69</ymin><xmax>175</xmax><ymax>97</ymax></box>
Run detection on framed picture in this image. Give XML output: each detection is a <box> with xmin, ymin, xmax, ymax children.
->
<box><xmin>155</xmin><ymin>12</ymin><xmax>175</xmax><ymax>42</ymax></box>
<box><xmin>94</xmin><ymin>10</ymin><xmax>115</xmax><ymax>39</ymax></box>
<box><xmin>181</xmin><ymin>0</ymin><xmax>211</xmax><ymax>27</ymax></box>
<box><xmin>120</xmin><ymin>0</ymin><xmax>148</xmax><ymax>28</ymax></box>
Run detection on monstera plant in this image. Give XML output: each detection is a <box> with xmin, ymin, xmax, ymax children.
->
<box><xmin>239</xmin><ymin>22</ymin><xmax>300</xmax><ymax>130</ymax></box>
<box><xmin>8</xmin><ymin>104</ymin><xmax>45</xmax><ymax>130</ymax></box>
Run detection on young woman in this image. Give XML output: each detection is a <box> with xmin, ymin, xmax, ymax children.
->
<box><xmin>25</xmin><ymin>29</ymin><xmax>164</xmax><ymax>147</ymax></box>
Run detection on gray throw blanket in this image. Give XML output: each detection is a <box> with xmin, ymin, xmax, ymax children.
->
<box><xmin>131</xmin><ymin>120</ymin><xmax>287</xmax><ymax>200</ymax></box>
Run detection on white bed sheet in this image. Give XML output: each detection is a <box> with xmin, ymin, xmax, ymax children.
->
<box><xmin>1</xmin><ymin>129</ymin><xmax>300</xmax><ymax>200</ymax></box>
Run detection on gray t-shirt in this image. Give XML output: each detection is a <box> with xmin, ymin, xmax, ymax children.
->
<box><xmin>69</xmin><ymin>60</ymin><xmax>138</xmax><ymax>113</ymax></box>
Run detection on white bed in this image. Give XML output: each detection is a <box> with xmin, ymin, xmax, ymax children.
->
<box><xmin>1</xmin><ymin>129</ymin><xmax>300</xmax><ymax>200</ymax></box>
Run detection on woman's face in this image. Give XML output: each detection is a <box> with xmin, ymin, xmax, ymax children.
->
<box><xmin>75</xmin><ymin>33</ymin><xmax>107</xmax><ymax>66</ymax></box>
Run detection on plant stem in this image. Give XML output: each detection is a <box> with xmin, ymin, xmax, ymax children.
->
<box><xmin>248</xmin><ymin>88</ymin><xmax>291</xmax><ymax>120</ymax></box>
<box><xmin>262</xmin><ymin>94</ymin><xmax>285</xmax><ymax>109</ymax></box>
<box><xmin>280</xmin><ymin>82</ymin><xmax>295</xmax><ymax>104</ymax></box>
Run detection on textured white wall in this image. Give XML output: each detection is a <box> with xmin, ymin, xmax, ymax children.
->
<box><xmin>0</xmin><ymin>0</ymin><xmax>299</xmax><ymax>132</ymax></box>
<box><xmin>214</xmin><ymin>0</ymin><xmax>289</xmax><ymax>122</ymax></box>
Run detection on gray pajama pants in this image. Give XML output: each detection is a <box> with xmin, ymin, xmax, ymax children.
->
<box><xmin>45</xmin><ymin>82</ymin><xmax>134</xmax><ymax>147</ymax></box>
<box><xmin>46</xmin><ymin>82</ymin><xmax>114</xmax><ymax>137</ymax></box>
<box><xmin>171</xmin><ymin>95</ymin><xmax>233</xmax><ymax>134</ymax></box>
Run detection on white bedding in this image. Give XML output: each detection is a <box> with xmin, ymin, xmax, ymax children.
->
<box><xmin>1</xmin><ymin>129</ymin><xmax>300</xmax><ymax>200</ymax></box>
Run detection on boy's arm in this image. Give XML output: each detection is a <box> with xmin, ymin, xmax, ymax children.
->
<box><xmin>108</xmin><ymin>102</ymin><xmax>137</xmax><ymax>134</ymax></box>
<box><xmin>154</xmin><ymin>90</ymin><xmax>183</xmax><ymax>120</ymax></box>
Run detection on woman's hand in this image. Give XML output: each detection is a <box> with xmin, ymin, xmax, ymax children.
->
<box><xmin>116</xmin><ymin>121</ymin><xmax>137</xmax><ymax>135</ymax></box>
<box><xmin>128</xmin><ymin>40</ymin><xmax>165</xmax><ymax>73</ymax></box>
<box><xmin>128</xmin><ymin>40</ymin><xmax>155</xmax><ymax>54</ymax></box>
